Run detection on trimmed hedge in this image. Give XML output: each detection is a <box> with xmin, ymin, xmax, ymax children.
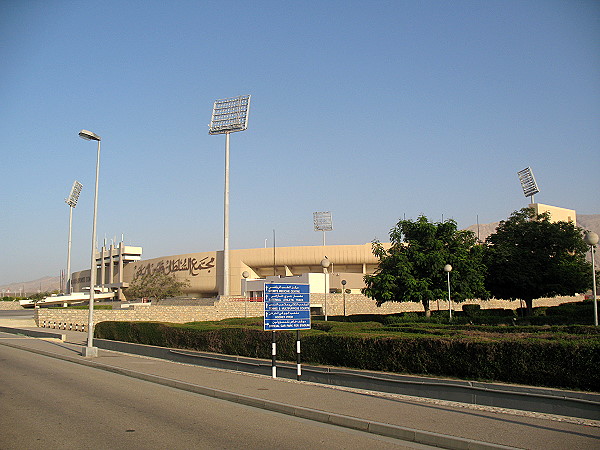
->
<box><xmin>95</xmin><ymin>320</ymin><xmax>600</xmax><ymax>391</ymax></box>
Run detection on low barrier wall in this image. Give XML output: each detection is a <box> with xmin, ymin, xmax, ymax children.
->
<box><xmin>35</xmin><ymin>294</ymin><xmax>584</xmax><ymax>332</ymax></box>
<box><xmin>0</xmin><ymin>301</ymin><xmax>25</xmax><ymax>310</ymax></box>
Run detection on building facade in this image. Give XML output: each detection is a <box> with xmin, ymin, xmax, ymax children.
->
<box><xmin>72</xmin><ymin>243</ymin><xmax>387</xmax><ymax>299</ymax></box>
<box><xmin>70</xmin><ymin>203</ymin><xmax>577</xmax><ymax>300</ymax></box>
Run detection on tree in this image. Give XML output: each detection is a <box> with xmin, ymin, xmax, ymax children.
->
<box><xmin>484</xmin><ymin>207</ymin><xmax>591</xmax><ymax>315</ymax></box>
<box><xmin>363</xmin><ymin>216</ymin><xmax>488</xmax><ymax>316</ymax></box>
<box><xmin>125</xmin><ymin>272</ymin><xmax>189</xmax><ymax>301</ymax></box>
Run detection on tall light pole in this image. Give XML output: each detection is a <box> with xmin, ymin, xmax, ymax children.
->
<box><xmin>79</xmin><ymin>129</ymin><xmax>101</xmax><ymax>357</ymax></box>
<box><xmin>584</xmin><ymin>232</ymin><xmax>599</xmax><ymax>326</ymax></box>
<box><xmin>321</xmin><ymin>257</ymin><xmax>330</xmax><ymax>320</ymax></box>
<box><xmin>209</xmin><ymin>95</ymin><xmax>251</xmax><ymax>297</ymax></box>
<box><xmin>65</xmin><ymin>180</ymin><xmax>83</xmax><ymax>294</ymax></box>
<box><xmin>444</xmin><ymin>264</ymin><xmax>453</xmax><ymax>321</ymax></box>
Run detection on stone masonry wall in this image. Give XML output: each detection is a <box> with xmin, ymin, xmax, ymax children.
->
<box><xmin>310</xmin><ymin>293</ymin><xmax>584</xmax><ymax>316</ymax></box>
<box><xmin>35</xmin><ymin>294</ymin><xmax>584</xmax><ymax>332</ymax></box>
<box><xmin>0</xmin><ymin>301</ymin><xmax>25</xmax><ymax>310</ymax></box>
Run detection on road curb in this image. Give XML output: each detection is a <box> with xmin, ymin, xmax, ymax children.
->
<box><xmin>0</xmin><ymin>338</ymin><xmax>517</xmax><ymax>450</ymax></box>
<box><xmin>0</xmin><ymin>325</ymin><xmax>65</xmax><ymax>341</ymax></box>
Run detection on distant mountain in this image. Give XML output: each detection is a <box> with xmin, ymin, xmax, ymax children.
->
<box><xmin>464</xmin><ymin>214</ymin><xmax>600</xmax><ymax>242</ymax></box>
<box><xmin>0</xmin><ymin>276</ymin><xmax>61</xmax><ymax>296</ymax></box>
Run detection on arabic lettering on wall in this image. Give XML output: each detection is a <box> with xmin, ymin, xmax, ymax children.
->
<box><xmin>73</xmin><ymin>276</ymin><xmax>91</xmax><ymax>284</ymax></box>
<box><xmin>134</xmin><ymin>256</ymin><xmax>215</xmax><ymax>278</ymax></box>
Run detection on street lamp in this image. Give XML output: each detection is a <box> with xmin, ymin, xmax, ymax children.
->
<box><xmin>65</xmin><ymin>180</ymin><xmax>83</xmax><ymax>294</ymax></box>
<box><xmin>584</xmin><ymin>232</ymin><xmax>599</xmax><ymax>326</ymax></box>
<box><xmin>341</xmin><ymin>279</ymin><xmax>347</xmax><ymax>316</ymax></box>
<box><xmin>321</xmin><ymin>257</ymin><xmax>330</xmax><ymax>320</ymax></box>
<box><xmin>242</xmin><ymin>271</ymin><xmax>250</xmax><ymax>318</ymax></box>
<box><xmin>79</xmin><ymin>129</ymin><xmax>101</xmax><ymax>357</ymax></box>
<box><xmin>444</xmin><ymin>264</ymin><xmax>453</xmax><ymax>321</ymax></box>
<box><xmin>209</xmin><ymin>95</ymin><xmax>251</xmax><ymax>297</ymax></box>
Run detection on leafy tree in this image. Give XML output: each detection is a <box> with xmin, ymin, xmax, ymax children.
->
<box><xmin>29</xmin><ymin>291</ymin><xmax>57</xmax><ymax>301</ymax></box>
<box><xmin>484</xmin><ymin>207</ymin><xmax>591</xmax><ymax>315</ymax></box>
<box><xmin>125</xmin><ymin>272</ymin><xmax>189</xmax><ymax>301</ymax></box>
<box><xmin>363</xmin><ymin>216</ymin><xmax>488</xmax><ymax>316</ymax></box>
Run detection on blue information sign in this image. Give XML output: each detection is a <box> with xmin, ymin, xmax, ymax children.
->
<box><xmin>264</xmin><ymin>283</ymin><xmax>311</xmax><ymax>331</ymax></box>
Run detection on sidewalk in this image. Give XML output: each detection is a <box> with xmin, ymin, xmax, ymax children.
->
<box><xmin>1</xmin><ymin>327</ymin><xmax>599</xmax><ymax>450</ymax></box>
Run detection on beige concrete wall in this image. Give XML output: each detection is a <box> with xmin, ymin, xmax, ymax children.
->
<box><xmin>531</xmin><ymin>203</ymin><xmax>576</xmax><ymax>223</ymax></box>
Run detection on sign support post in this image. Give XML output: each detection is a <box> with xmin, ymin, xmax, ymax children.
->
<box><xmin>264</xmin><ymin>283</ymin><xmax>311</xmax><ymax>380</ymax></box>
<box><xmin>296</xmin><ymin>330</ymin><xmax>301</xmax><ymax>380</ymax></box>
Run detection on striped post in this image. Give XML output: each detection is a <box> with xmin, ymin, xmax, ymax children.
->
<box><xmin>296</xmin><ymin>330</ymin><xmax>301</xmax><ymax>381</ymax></box>
<box><xmin>271</xmin><ymin>331</ymin><xmax>277</xmax><ymax>379</ymax></box>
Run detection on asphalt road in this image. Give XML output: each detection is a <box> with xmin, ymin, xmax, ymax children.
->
<box><xmin>0</xmin><ymin>308</ymin><xmax>34</xmax><ymax>318</ymax></box>
<box><xmin>0</xmin><ymin>344</ymin><xmax>430</xmax><ymax>450</ymax></box>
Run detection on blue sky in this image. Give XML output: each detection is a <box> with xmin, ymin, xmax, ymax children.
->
<box><xmin>1</xmin><ymin>0</ymin><xmax>598</xmax><ymax>286</ymax></box>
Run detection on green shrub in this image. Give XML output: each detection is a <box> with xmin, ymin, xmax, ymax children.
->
<box><xmin>462</xmin><ymin>304</ymin><xmax>481</xmax><ymax>316</ymax></box>
<box><xmin>94</xmin><ymin>319</ymin><xmax>600</xmax><ymax>391</ymax></box>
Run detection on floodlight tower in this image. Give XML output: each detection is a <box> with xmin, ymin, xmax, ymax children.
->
<box><xmin>314</xmin><ymin>211</ymin><xmax>333</xmax><ymax>246</ymax></box>
<box><xmin>65</xmin><ymin>180</ymin><xmax>83</xmax><ymax>294</ymax></box>
<box><xmin>209</xmin><ymin>95</ymin><xmax>251</xmax><ymax>296</ymax></box>
<box><xmin>517</xmin><ymin>167</ymin><xmax>540</xmax><ymax>204</ymax></box>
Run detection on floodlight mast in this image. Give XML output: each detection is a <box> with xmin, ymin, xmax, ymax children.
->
<box><xmin>65</xmin><ymin>180</ymin><xmax>83</xmax><ymax>294</ymax></box>
<box><xmin>314</xmin><ymin>211</ymin><xmax>333</xmax><ymax>246</ymax></box>
<box><xmin>209</xmin><ymin>95</ymin><xmax>251</xmax><ymax>297</ymax></box>
<box><xmin>517</xmin><ymin>167</ymin><xmax>540</xmax><ymax>204</ymax></box>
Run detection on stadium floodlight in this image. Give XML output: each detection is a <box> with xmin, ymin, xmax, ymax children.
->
<box><xmin>209</xmin><ymin>95</ymin><xmax>251</xmax><ymax>135</ymax></box>
<box><xmin>209</xmin><ymin>95</ymin><xmax>251</xmax><ymax>297</ymax></box>
<box><xmin>66</xmin><ymin>180</ymin><xmax>83</xmax><ymax>208</ymax></box>
<box><xmin>517</xmin><ymin>167</ymin><xmax>540</xmax><ymax>203</ymax></box>
<box><xmin>65</xmin><ymin>180</ymin><xmax>83</xmax><ymax>295</ymax></box>
<box><xmin>314</xmin><ymin>211</ymin><xmax>333</xmax><ymax>246</ymax></box>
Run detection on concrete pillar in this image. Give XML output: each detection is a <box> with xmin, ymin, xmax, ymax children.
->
<box><xmin>109</xmin><ymin>244</ymin><xmax>115</xmax><ymax>285</ymax></box>
<box><xmin>100</xmin><ymin>246</ymin><xmax>106</xmax><ymax>287</ymax></box>
<box><xmin>118</xmin><ymin>242</ymin><xmax>124</xmax><ymax>300</ymax></box>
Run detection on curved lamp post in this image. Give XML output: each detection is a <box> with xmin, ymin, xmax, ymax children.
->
<box><xmin>444</xmin><ymin>264</ymin><xmax>453</xmax><ymax>321</ymax></box>
<box><xmin>584</xmin><ymin>232</ymin><xmax>599</xmax><ymax>326</ymax></box>
<box><xmin>321</xmin><ymin>257</ymin><xmax>330</xmax><ymax>320</ymax></box>
<box><xmin>79</xmin><ymin>129</ymin><xmax>101</xmax><ymax>357</ymax></box>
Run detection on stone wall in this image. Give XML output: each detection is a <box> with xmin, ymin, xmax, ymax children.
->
<box><xmin>310</xmin><ymin>293</ymin><xmax>585</xmax><ymax>316</ymax></box>
<box><xmin>0</xmin><ymin>301</ymin><xmax>25</xmax><ymax>310</ymax></box>
<box><xmin>35</xmin><ymin>294</ymin><xmax>585</xmax><ymax>332</ymax></box>
<box><xmin>35</xmin><ymin>297</ymin><xmax>265</xmax><ymax>330</ymax></box>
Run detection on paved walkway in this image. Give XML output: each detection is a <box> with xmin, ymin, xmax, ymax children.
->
<box><xmin>1</xmin><ymin>325</ymin><xmax>599</xmax><ymax>449</ymax></box>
